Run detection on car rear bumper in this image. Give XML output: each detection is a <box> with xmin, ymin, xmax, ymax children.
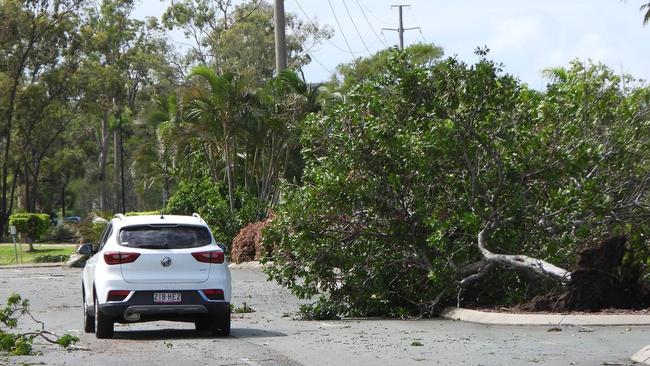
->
<box><xmin>98</xmin><ymin>290</ymin><xmax>229</xmax><ymax>320</ymax></box>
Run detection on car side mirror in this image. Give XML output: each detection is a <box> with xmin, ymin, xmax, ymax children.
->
<box><xmin>77</xmin><ymin>243</ymin><xmax>94</xmax><ymax>255</ymax></box>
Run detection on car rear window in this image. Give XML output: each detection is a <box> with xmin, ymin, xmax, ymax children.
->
<box><xmin>118</xmin><ymin>225</ymin><xmax>212</xmax><ymax>249</ymax></box>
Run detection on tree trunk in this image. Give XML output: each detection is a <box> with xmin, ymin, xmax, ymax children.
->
<box><xmin>98</xmin><ymin>113</ymin><xmax>110</xmax><ymax>212</ymax></box>
<box><xmin>23</xmin><ymin>165</ymin><xmax>31</xmax><ymax>212</ymax></box>
<box><xmin>223</xmin><ymin>121</ymin><xmax>235</xmax><ymax>213</ymax></box>
<box><xmin>113</xmin><ymin>128</ymin><xmax>120</xmax><ymax>213</ymax></box>
<box><xmin>61</xmin><ymin>182</ymin><xmax>66</xmax><ymax>218</ymax></box>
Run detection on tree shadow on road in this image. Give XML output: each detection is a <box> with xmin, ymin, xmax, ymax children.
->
<box><xmin>113</xmin><ymin>327</ymin><xmax>287</xmax><ymax>340</ymax></box>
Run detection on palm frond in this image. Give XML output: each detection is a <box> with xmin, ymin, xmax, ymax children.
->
<box><xmin>276</xmin><ymin>69</ymin><xmax>307</xmax><ymax>94</ymax></box>
<box><xmin>642</xmin><ymin>2</ymin><xmax>650</xmax><ymax>25</ymax></box>
<box><xmin>189</xmin><ymin>66</ymin><xmax>229</xmax><ymax>97</ymax></box>
<box><xmin>541</xmin><ymin>67</ymin><xmax>569</xmax><ymax>83</ymax></box>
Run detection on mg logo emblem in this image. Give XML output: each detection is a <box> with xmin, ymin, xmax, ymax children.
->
<box><xmin>161</xmin><ymin>257</ymin><xmax>172</xmax><ymax>267</ymax></box>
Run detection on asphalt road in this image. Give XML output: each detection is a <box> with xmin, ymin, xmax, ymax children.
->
<box><xmin>0</xmin><ymin>265</ymin><xmax>647</xmax><ymax>366</ymax></box>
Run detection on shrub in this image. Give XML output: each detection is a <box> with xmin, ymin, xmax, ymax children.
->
<box><xmin>164</xmin><ymin>178</ymin><xmax>265</xmax><ymax>249</ymax></box>
<box><xmin>46</xmin><ymin>224</ymin><xmax>77</xmax><ymax>243</ymax></box>
<box><xmin>231</xmin><ymin>217</ymin><xmax>273</xmax><ymax>263</ymax></box>
<box><xmin>33</xmin><ymin>254</ymin><xmax>70</xmax><ymax>263</ymax></box>
<box><xmin>125</xmin><ymin>211</ymin><xmax>160</xmax><ymax>216</ymax></box>
<box><xmin>8</xmin><ymin>213</ymin><xmax>50</xmax><ymax>247</ymax></box>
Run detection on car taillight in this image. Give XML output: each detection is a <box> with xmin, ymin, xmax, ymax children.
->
<box><xmin>191</xmin><ymin>251</ymin><xmax>225</xmax><ymax>264</ymax></box>
<box><xmin>104</xmin><ymin>252</ymin><xmax>140</xmax><ymax>265</ymax></box>
<box><xmin>202</xmin><ymin>289</ymin><xmax>224</xmax><ymax>301</ymax></box>
<box><xmin>107</xmin><ymin>290</ymin><xmax>131</xmax><ymax>302</ymax></box>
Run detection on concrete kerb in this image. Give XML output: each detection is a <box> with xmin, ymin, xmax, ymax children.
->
<box><xmin>632</xmin><ymin>345</ymin><xmax>650</xmax><ymax>365</ymax></box>
<box><xmin>441</xmin><ymin>307</ymin><xmax>650</xmax><ymax>326</ymax></box>
<box><xmin>0</xmin><ymin>263</ymin><xmax>65</xmax><ymax>269</ymax></box>
<box><xmin>228</xmin><ymin>261</ymin><xmax>265</xmax><ymax>269</ymax></box>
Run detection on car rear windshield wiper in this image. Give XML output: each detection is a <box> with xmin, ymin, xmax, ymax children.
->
<box><xmin>135</xmin><ymin>244</ymin><xmax>169</xmax><ymax>249</ymax></box>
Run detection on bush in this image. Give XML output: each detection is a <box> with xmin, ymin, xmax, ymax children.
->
<box><xmin>46</xmin><ymin>224</ymin><xmax>77</xmax><ymax>243</ymax></box>
<box><xmin>231</xmin><ymin>217</ymin><xmax>273</xmax><ymax>263</ymax></box>
<box><xmin>33</xmin><ymin>254</ymin><xmax>70</xmax><ymax>263</ymax></box>
<box><xmin>164</xmin><ymin>178</ymin><xmax>265</xmax><ymax>249</ymax></box>
<box><xmin>8</xmin><ymin>213</ymin><xmax>50</xmax><ymax>245</ymax></box>
<box><xmin>125</xmin><ymin>211</ymin><xmax>160</xmax><ymax>216</ymax></box>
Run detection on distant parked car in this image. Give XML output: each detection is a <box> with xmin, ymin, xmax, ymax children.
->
<box><xmin>79</xmin><ymin>213</ymin><xmax>231</xmax><ymax>338</ymax></box>
<box><xmin>64</xmin><ymin>216</ymin><xmax>81</xmax><ymax>224</ymax></box>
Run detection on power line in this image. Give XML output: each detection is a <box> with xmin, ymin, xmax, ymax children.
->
<box><xmin>357</xmin><ymin>0</ymin><xmax>392</xmax><ymax>26</ymax></box>
<box><xmin>341</xmin><ymin>0</ymin><xmax>371</xmax><ymax>55</ymax></box>
<box><xmin>293</xmin><ymin>0</ymin><xmax>366</xmax><ymax>54</ymax></box>
<box><xmin>327</xmin><ymin>0</ymin><xmax>356</xmax><ymax>57</ymax></box>
<box><xmin>406</xmin><ymin>5</ymin><xmax>428</xmax><ymax>44</ymax></box>
<box><xmin>308</xmin><ymin>51</ymin><xmax>336</xmax><ymax>75</ymax></box>
<box><xmin>354</xmin><ymin>0</ymin><xmax>387</xmax><ymax>48</ymax></box>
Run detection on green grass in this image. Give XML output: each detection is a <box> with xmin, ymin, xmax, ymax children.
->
<box><xmin>0</xmin><ymin>243</ymin><xmax>76</xmax><ymax>265</ymax></box>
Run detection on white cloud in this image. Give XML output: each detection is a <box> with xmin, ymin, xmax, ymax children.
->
<box><xmin>489</xmin><ymin>16</ymin><xmax>543</xmax><ymax>51</ymax></box>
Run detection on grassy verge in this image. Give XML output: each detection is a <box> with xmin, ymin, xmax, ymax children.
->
<box><xmin>0</xmin><ymin>243</ymin><xmax>76</xmax><ymax>265</ymax></box>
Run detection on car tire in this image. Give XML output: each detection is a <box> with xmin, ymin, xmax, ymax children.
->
<box><xmin>83</xmin><ymin>291</ymin><xmax>95</xmax><ymax>333</ymax></box>
<box><xmin>194</xmin><ymin>317</ymin><xmax>210</xmax><ymax>332</ymax></box>
<box><xmin>94</xmin><ymin>297</ymin><xmax>114</xmax><ymax>339</ymax></box>
<box><xmin>211</xmin><ymin>307</ymin><xmax>231</xmax><ymax>337</ymax></box>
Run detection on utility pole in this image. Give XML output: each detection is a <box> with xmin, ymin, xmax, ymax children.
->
<box><xmin>383</xmin><ymin>5</ymin><xmax>420</xmax><ymax>49</ymax></box>
<box><xmin>274</xmin><ymin>0</ymin><xmax>287</xmax><ymax>73</ymax></box>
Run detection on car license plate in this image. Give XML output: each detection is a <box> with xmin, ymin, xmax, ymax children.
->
<box><xmin>153</xmin><ymin>292</ymin><xmax>181</xmax><ymax>303</ymax></box>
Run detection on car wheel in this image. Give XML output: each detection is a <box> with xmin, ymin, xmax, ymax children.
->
<box><xmin>94</xmin><ymin>296</ymin><xmax>114</xmax><ymax>339</ymax></box>
<box><xmin>211</xmin><ymin>307</ymin><xmax>231</xmax><ymax>337</ymax></box>
<box><xmin>194</xmin><ymin>317</ymin><xmax>211</xmax><ymax>332</ymax></box>
<box><xmin>83</xmin><ymin>291</ymin><xmax>95</xmax><ymax>333</ymax></box>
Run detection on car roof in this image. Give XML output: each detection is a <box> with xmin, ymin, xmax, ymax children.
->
<box><xmin>111</xmin><ymin>214</ymin><xmax>207</xmax><ymax>228</ymax></box>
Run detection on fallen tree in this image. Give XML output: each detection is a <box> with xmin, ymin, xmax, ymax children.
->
<box><xmin>263</xmin><ymin>50</ymin><xmax>650</xmax><ymax>318</ymax></box>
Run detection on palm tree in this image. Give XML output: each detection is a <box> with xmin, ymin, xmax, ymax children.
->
<box><xmin>184</xmin><ymin>66</ymin><xmax>254</xmax><ymax>213</ymax></box>
<box><xmin>642</xmin><ymin>2</ymin><xmax>650</xmax><ymax>25</ymax></box>
<box><xmin>130</xmin><ymin>93</ymin><xmax>182</xmax><ymax>206</ymax></box>
<box><xmin>625</xmin><ymin>1</ymin><xmax>650</xmax><ymax>25</ymax></box>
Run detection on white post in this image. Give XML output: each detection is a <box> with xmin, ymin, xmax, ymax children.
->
<box><xmin>9</xmin><ymin>226</ymin><xmax>19</xmax><ymax>264</ymax></box>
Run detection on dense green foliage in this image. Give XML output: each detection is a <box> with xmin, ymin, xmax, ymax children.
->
<box><xmin>8</xmin><ymin>213</ymin><xmax>50</xmax><ymax>246</ymax></box>
<box><xmin>164</xmin><ymin>178</ymin><xmax>265</xmax><ymax>247</ymax></box>
<box><xmin>33</xmin><ymin>254</ymin><xmax>70</xmax><ymax>263</ymax></box>
<box><xmin>333</xmin><ymin>43</ymin><xmax>444</xmax><ymax>92</ymax></box>
<box><xmin>264</xmin><ymin>50</ymin><xmax>650</xmax><ymax>317</ymax></box>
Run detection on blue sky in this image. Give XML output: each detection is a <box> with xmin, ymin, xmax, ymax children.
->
<box><xmin>135</xmin><ymin>0</ymin><xmax>650</xmax><ymax>89</ymax></box>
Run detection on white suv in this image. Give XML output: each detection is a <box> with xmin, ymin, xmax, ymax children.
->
<box><xmin>79</xmin><ymin>213</ymin><xmax>232</xmax><ymax>339</ymax></box>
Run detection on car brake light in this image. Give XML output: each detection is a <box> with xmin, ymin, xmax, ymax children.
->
<box><xmin>202</xmin><ymin>289</ymin><xmax>224</xmax><ymax>301</ymax></box>
<box><xmin>107</xmin><ymin>290</ymin><xmax>131</xmax><ymax>302</ymax></box>
<box><xmin>192</xmin><ymin>251</ymin><xmax>225</xmax><ymax>264</ymax></box>
<box><xmin>104</xmin><ymin>252</ymin><xmax>140</xmax><ymax>265</ymax></box>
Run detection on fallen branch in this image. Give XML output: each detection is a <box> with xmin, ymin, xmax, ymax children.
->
<box><xmin>1</xmin><ymin>293</ymin><xmax>79</xmax><ymax>355</ymax></box>
<box><xmin>477</xmin><ymin>224</ymin><xmax>572</xmax><ymax>283</ymax></box>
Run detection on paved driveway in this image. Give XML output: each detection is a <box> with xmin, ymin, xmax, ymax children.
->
<box><xmin>0</xmin><ymin>265</ymin><xmax>647</xmax><ymax>365</ymax></box>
